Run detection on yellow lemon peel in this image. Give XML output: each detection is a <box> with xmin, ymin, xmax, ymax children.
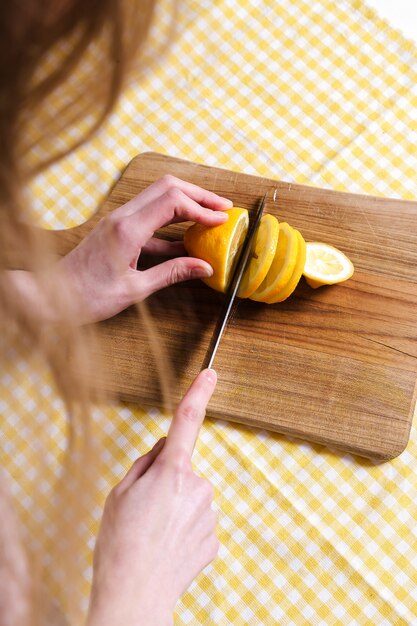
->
<box><xmin>250</xmin><ymin>222</ymin><xmax>298</xmax><ymax>303</ymax></box>
<box><xmin>238</xmin><ymin>214</ymin><xmax>279</xmax><ymax>299</ymax></box>
<box><xmin>183</xmin><ymin>207</ymin><xmax>249</xmax><ymax>293</ymax></box>
<box><xmin>266</xmin><ymin>229</ymin><xmax>306</xmax><ymax>303</ymax></box>
<box><xmin>303</xmin><ymin>242</ymin><xmax>354</xmax><ymax>288</ymax></box>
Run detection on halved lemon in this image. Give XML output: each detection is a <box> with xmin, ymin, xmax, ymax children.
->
<box><xmin>266</xmin><ymin>229</ymin><xmax>306</xmax><ymax>303</ymax></box>
<box><xmin>250</xmin><ymin>222</ymin><xmax>299</xmax><ymax>303</ymax></box>
<box><xmin>237</xmin><ymin>214</ymin><xmax>279</xmax><ymax>299</ymax></box>
<box><xmin>183</xmin><ymin>207</ymin><xmax>249</xmax><ymax>293</ymax></box>
<box><xmin>303</xmin><ymin>242</ymin><xmax>354</xmax><ymax>288</ymax></box>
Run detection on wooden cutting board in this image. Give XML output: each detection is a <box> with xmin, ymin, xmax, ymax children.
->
<box><xmin>50</xmin><ymin>152</ymin><xmax>417</xmax><ymax>460</ymax></box>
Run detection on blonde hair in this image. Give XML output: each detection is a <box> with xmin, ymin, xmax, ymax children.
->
<box><xmin>0</xmin><ymin>1</ymin><xmax>162</xmax><ymax>623</ymax></box>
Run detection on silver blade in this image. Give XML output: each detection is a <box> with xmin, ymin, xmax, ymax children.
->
<box><xmin>205</xmin><ymin>192</ymin><xmax>268</xmax><ymax>370</ymax></box>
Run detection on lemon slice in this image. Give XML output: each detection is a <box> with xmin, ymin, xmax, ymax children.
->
<box><xmin>250</xmin><ymin>222</ymin><xmax>298</xmax><ymax>303</ymax></box>
<box><xmin>183</xmin><ymin>207</ymin><xmax>249</xmax><ymax>293</ymax></box>
<box><xmin>266</xmin><ymin>229</ymin><xmax>306</xmax><ymax>303</ymax></box>
<box><xmin>237</xmin><ymin>214</ymin><xmax>279</xmax><ymax>299</ymax></box>
<box><xmin>303</xmin><ymin>242</ymin><xmax>354</xmax><ymax>288</ymax></box>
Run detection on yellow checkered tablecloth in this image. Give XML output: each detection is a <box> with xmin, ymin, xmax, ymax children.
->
<box><xmin>2</xmin><ymin>0</ymin><xmax>417</xmax><ymax>624</ymax></box>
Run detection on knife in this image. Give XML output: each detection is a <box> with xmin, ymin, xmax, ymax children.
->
<box><xmin>205</xmin><ymin>192</ymin><xmax>268</xmax><ymax>369</ymax></box>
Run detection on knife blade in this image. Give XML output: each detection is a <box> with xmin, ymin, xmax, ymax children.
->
<box><xmin>205</xmin><ymin>192</ymin><xmax>268</xmax><ymax>369</ymax></box>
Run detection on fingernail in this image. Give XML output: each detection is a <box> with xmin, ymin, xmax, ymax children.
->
<box><xmin>193</xmin><ymin>265</ymin><xmax>213</xmax><ymax>278</ymax></box>
<box><xmin>217</xmin><ymin>211</ymin><xmax>229</xmax><ymax>221</ymax></box>
<box><xmin>221</xmin><ymin>198</ymin><xmax>233</xmax><ymax>207</ymax></box>
<box><xmin>205</xmin><ymin>368</ymin><xmax>217</xmax><ymax>384</ymax></box>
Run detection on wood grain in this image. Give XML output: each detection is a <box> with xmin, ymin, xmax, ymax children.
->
<box><xmin>48</xmin><ymin>153</ymin><xmax>417</xmax><ymax>460</ymax></box>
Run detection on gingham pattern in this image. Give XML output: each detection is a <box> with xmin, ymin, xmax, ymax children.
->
<box><xmin>2</xmin><ymin>0</ymin><xmax>417</xmax><ymax>623</ymax></box>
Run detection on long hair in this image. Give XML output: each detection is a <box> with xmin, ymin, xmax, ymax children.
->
<box><xmin>0</xmin><ymin>1</ymin><xmax>159</xmax><ymax>624</ymax></box>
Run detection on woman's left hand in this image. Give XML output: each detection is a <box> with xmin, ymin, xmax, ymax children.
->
<box><xmin>58</xmin><ymin>175</ymin><xmax>231</xmax><ymax>324</ymax></box>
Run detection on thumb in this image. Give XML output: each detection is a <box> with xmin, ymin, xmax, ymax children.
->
<box><xmin>162</xmin><ymin>368</ymin><xmax>217</xmax><ymax>460</ymax></box>
<box><xmin>133</xmin><ymin>257</ymin><xmax>213</xmax><ymax>299</ymax></box>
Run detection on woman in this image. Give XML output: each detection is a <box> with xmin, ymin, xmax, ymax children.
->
<box><xmin>0</xmin><ymin>1</ymin><xmax>231</xmax><ymax>623</ymax></box>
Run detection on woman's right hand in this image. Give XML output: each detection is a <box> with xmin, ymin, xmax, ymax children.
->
<box><xmin>87</xmin><ymin>368</ymin><xmax>219</xmax><ymax>626</ymax></box>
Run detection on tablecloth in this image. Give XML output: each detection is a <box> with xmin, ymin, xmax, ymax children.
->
<box><xmin>2</xmin><ymin>0</ymin><xmax>417</xmax><ymax>624</ymax></box>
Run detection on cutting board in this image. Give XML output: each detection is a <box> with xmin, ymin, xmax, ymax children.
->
<box><xmin>49</xmin><ymin>152</ymin><xmax>417</xmax><ymax>461</ymax></box>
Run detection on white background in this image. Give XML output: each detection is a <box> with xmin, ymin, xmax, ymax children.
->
<box><xmin>365</xmin><ymin>0</ymin><xmax>417</xmax><ymax>44</ymax></box>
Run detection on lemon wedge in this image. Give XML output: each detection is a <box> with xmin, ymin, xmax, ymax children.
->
<box><xmin>266</xmin><ymin>229</ymin><xmax>306</xmax><ymax>303</ymax></box>
<box><xmin>183</xmin><ymin>207</ymin><xmax>249</xmax><ymax>293</ymax></box>
<box><xmin>303</xmin><ymin>242</ymin><xmax>354</xmax><ymax>288</ymax></box>
<box><xmin>250</xmin><ymin>222</ymin><xmax>299</xmax><ymax>303</ymax></box>
<box><xmin>238</xmin><ymin>214</ymin><xmax>279</xmax><ymax>299</ymax></box>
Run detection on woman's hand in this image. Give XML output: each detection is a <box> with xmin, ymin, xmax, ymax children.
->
<box><xmin>87</xmin><ymin>368</ymin><xmax>219</xmax><ymax>626</ymax></box>
<box><xmin>59</xmin><ymin>175</ymin><xmax>231</xmax><ymax>324</ymax></box>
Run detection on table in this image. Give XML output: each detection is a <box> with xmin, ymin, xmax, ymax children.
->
<box><xmin>3</xmin><ymin>0</ymin><xmax>417</xmax><ymax>623</ymax></box>
<box><xmin>365</xmin><ymin>0</ymin><xmax>417</xmax><ymax>44</ymax></box>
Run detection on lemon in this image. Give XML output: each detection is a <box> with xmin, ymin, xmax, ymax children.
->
<box><xmin>250</xmin><ymin>222</ymin><xmax>299</xmax><ymax>303</ymax></box>
<box><xmin>183</xmin><ymin>207</ymin><xmax>249</xmax><ymax>293</ymax></box>
<box><xmin>303</xmin><ymin>242</ymin><xmax>354</xmax><ymax>288</ymax></box>
<box><xmin>237</xmin><ymin>214</ymin><xmax>279</xmax><ymax>299</ymax></box>
<box><xmin>266</xmin><ymin>229</ymin><xmax>306</xmax><ymax>303</ymax></box>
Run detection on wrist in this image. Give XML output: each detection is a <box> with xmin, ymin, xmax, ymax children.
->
<box><xmin>86</xmin><ymin>589</ymin><xmax>174</xmax><ymax>626</ymax></box>
<box><xmin>87</xmin><ymin>609</ymin><xmax>173</xmax><ymax>626</ymax></box>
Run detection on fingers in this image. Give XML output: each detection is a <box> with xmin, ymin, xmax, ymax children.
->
<box><xmin>105</xmin><ymin>176</ymin><xmax>231</xmax><ymax>273</ymax></box>
<box><xmin>141</xmin><ymin>238</ymin><xmax>186</xmax><ymax>257</ymax></box>
<box><xmin>163</xmin><ymin>369</ymin><xmax>217</xmax><ymax>459</ymax></box>
<box><xmin>129</xmin><ymin>257</ymin><xmax>213</xmax><ymax>300</ymax></box>
<box><xmin>115</xmin><ymin>175</ymin><xmax>233</xmax><ymax>219</ymax></box>
<box><xmin>117</xmin><ymin>438</ymin><xmax>166</xmax><ymax>492</ymax></box>
<box><xmin>121</xmin><ymin>188</ymin><xmax>229</xmax><ymax>246</ymax></box>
